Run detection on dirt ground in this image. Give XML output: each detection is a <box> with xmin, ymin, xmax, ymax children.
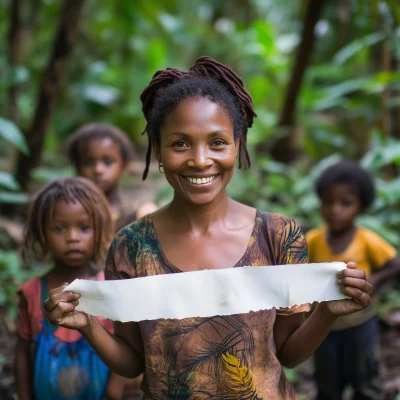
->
<box><xmin>293</xmin><ymin>324</ymin><xmax>400</xmax><ymax>399</ymax></box>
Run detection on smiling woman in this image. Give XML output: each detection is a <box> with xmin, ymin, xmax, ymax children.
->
<box><xmin>158</xmin><ymin>97</ymin><xmax>237</xmax><ymax>206</ymax></box>
<box><xmin>43</xmin><ymin>57</ymin><xmax>373</xmax><ymax>400</ymax></box>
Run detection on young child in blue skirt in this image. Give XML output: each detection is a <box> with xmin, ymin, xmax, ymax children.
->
<box><xmin>14</xmin><ymin>177</ymin><xmax>123</xmax><ymax>400</ymax></box>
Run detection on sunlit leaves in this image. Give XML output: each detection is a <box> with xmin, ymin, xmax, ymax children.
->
<box><xmin>333</xmin><ymin>32</ymin><xmax>385</xmax><ymax>64</ymax></box>
<box><xmin>75</xmin><ymin>83</ymin><xmax>120</xmax><ymax>106</ymax></box>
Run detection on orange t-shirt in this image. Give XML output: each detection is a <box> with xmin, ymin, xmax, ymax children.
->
<box><xmin>306</xmin><ymin>226</ymin><xmax>396</xmax><ymax>277</ymax></box>
<box><xmin>306</xmin><ymin>225</ymin><xmax>396</xmax><ymax>330</ymax></box>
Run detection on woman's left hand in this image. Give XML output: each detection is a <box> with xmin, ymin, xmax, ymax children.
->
<box><xmin>326</xmin><ymin>262</ymin><xmax>373</xmax><ymax>316</ymax></box>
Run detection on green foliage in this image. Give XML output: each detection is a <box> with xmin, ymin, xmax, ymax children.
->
<box><xmin>0</xmin><ymin>117</ymin><xmax>29</xmax><ymax>204</ymax></box>
<box><xmin>0</xmin><ymin>251</ymin><xmax>48</xmax><ymax>319</ymax></box>
<box><xmin>0</xmin><ymin>171</ymin><xmax>20</xmax><ymax>191</ymax></box>
<box><xmin>0</xmin><ymin>0</ymin><xmax>398</xmax><ymax>179</ymax></box>
<box><xmin>0</xmin><ymin>0</ymin><xmax>399</xmax><ymax>332</ymax></box>
<box><xmin>0</xmin><ymin>117</ymin><xmax>28</xmax><ymax>154</ymax></box>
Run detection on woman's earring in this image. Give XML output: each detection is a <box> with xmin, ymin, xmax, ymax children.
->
<box><xmin>159</xmin><ymin>162</ymin><xmax>164</xmax><ymax>174</ymax></box>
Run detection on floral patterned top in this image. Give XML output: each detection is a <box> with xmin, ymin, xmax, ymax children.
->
<box><xmin>105</xmin><ymin>210</ymin><xmax>309</xmax><ymax>399</ymax></box>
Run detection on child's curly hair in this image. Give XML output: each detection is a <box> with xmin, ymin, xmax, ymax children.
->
<box><xmin>316</xmin><ymin>160</ymin><xmax>375</xmax><ymax>210</ymax></box>
<box><xmin>23</xmin><ymin>177</ymin><xmax>114</xmax><ymax>266</ymax></box>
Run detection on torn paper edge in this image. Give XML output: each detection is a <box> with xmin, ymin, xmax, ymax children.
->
<box><xmin>64</xmin><ymin>262</ymin><xmax>347</xmax><ymax>322</ymax></box>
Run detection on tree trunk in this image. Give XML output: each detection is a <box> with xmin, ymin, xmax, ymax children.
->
<box><xmin>7</xmin><ymin>0</ymin><xmax>23</xmax><ymax>123</ymax></box>
<box><xmin>14</xmin><ymin>0</ymin><xmax>85</xmax><ymax>192</ymax></box>
<box><xmin>270</xmin><ymin>0</ymin><xmax>325</xmax><ymax>163</ymax></box>
<box><xmin>7</xmin><ymin>0</ymin><xmax>43</xmax><ymax>125</ymax></box>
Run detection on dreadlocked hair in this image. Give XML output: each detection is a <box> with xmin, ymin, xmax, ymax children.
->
<box><xmin>23</xmin><ymin>177</ymin><xmax>114</xmax><ymax>267</ymax></box>
<box><xmin>66</xmin><ymin>123</ymin><xmax>135</xmax><ymax>169</ymax></box>
<box><xmin>140</xmin><ymin>56</ymin><xmax>257</xmax><ymax>180</ymax></box>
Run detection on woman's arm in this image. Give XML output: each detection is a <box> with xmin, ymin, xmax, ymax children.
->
<box><xmin>14</xmin><ymin>337</ymin><xmax>34</xmax><ymax>400</ymax></box>
<box><xmin>274</xmin><ymin>262</ymin><xmax>372</xmax><ymax>368</ymax></box>
<box><xmin>44</xmin><ymin>285</ymin><xmax>144</xmax><ymax>378</ymax></box>
<box><xmin>274</xmin><ymin>302</ymin><xmax>336</xmax><ymax>368</ymax></box>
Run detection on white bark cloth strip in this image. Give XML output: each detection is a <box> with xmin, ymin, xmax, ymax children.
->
<box><xmin>64</xmin><ymin>262</ymin><xmax>347</xmax><ymax>322</ymax></box>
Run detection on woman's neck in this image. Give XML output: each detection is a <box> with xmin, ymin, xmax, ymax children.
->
<box><xmin>168</xmin><ymin>191</ymin><xmax>232</xmax><ymax>233</ymax></box>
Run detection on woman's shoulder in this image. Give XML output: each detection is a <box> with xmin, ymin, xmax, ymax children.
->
<box><xmin>251</xmin><ymin>210</ymin><xmax>307</xmax><ymax>264</ymax></box>
<box><xmin>114</xmin><ymin>215</ymin><xmax>154</xmax><ymax>245</ymax></box>
<box><xmin>256</xmin><ymin>210</ymin><xmax>302</xmax><ymax>231</ymax></box>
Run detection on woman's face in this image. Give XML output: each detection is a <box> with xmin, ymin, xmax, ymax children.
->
<box><xmin>158</xmin><ymin>97</ymin><xmax>238</xmax><ymax>206</ymax></box>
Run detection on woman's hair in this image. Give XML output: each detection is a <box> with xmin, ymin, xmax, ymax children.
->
<box><xmin>66</xmin><ymin>123</ymin><xmax>134</xmax><ymax>168</ymax></box>
<box><xmin>23</xmin><ymin>177</ymin><xmax>114</xmax><ymax>265</ymax></box>
<box><xmin>140</xmin><ymin>56</ymin><xmax>257</xmax><ymax>180</ymax></box>
<box><xmin>315</xmin><ymin>160</ymin><xmax>375</xmax><ymax>210</ymax></box>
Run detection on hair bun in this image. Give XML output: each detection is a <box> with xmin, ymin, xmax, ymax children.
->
<box><xmin>189</xmin><ymin>56</ymin><xmax>257</xmax><ymax>128</ymax></box>
<box><xmin>141</xmin><ymin>68</ymin><xmax>188</xmax><ymax>122</ymax></box>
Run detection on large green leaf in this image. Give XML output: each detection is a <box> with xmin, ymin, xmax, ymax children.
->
<box><xmin>0</xmin><ymin>172</ymin><xmax>20</xmax><ymax>191</ymax></box>
<box><xmin>0</xmin><ymin>191</ymin><xmax>29</xmax><ymax>204</ymax></box>
<box><xmin>75</xmin><ymin>84</ymin><xmax>120</xmax><ymax>106</ymax></box>
<box><xmin>333</xmin><ymin>32</ymin><xmax>384</xmax><ymax>65</ymax></box>
<box><xmin>0</xmin><ymin>117</ymin><xmax>29</xmax><ymax>154</ymax></box>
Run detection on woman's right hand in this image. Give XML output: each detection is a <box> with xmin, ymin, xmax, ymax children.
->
<box><xmin>43</xmin><ymin>284</ymin><xmax>91</xmax><ymax>331</ymax></box>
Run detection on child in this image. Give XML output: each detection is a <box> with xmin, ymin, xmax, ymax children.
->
<box><xmin>67</xmin><ymin>123</ymin><xmax>149</xmax><ymax>231</ymax></box>
<box><xmin>14</xmin><ymin>177</ymin><xmax>122</xmax><ymax>400</ymax></box>
<box><xmin>307</xmin><ymin>160</ymin><xmax>400</xmax><ymax>400</ymax></box>
<box><xmin>43</xmin><ymin>57</ymin><xmax>372</xmax><ymax>399</ymax></box>
<box><xmin>67</xmin><ymin>124</ymin><xmax>156</xmax><ymax>399</ymax></box>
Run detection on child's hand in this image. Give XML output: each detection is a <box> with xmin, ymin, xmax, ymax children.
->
<box><xmin>326</xmin><ymin>262</ymin><xmax>373</xmax><ymax>316</ymax></box>
<box><xmin>43</xmin><ymin>284</ymin><xmax>91</xmax><ymax>330</ymax></box>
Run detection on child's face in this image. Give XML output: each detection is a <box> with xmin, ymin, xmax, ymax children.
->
<box><xmin>157</xmin><ymin>97</ymin><xmax>237</xmax><ymax>206</ymax></box>
<box><xmin>45</xmin><ymin>200</ymin><xmax>95</xmax><ymax>267</ymax></box>
<box><xmin>77</xmin><ymin>137</ymin><xmax>125</xmax><ymax>195</ymax></box>
<box><xmin>320</xmin><ymin>183</ymin><xmax>362</xmax><ymax>233</ymax></box>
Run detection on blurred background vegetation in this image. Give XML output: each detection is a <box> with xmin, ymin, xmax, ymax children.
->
<box><xmin>0</xmin><ymin>0</ymin><xmax>400</xmax><ymax>397</ymax></box>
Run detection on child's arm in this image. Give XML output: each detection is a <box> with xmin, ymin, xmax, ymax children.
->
<box><xmin>369</xmin><ymin>255</ymin><xmax>400</xmax><ymax>288</ymax></box>
<box><xmin>274</xmin><ymin>262</ymin><xmax>372</xmax><ymax>368</ymax></box>
<box><xmin>14</xmin><ymin>336</ymin><xmax>34</xmax><ymax>400</ymax></box>
<box><xmin>44</xmin><ymin>284</ymin><xmax>145</xmax><ymax>378</ymax></box>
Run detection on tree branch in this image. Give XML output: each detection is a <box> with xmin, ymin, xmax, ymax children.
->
<box><xmin>270</xmin><ymin>0</ymin><xmax>326</xmax><ymax>163</ymax></box>
<box><xmin>14</xmin><ymin>0</ymin><xmax>85</xmax><ymax>192</ymax></box>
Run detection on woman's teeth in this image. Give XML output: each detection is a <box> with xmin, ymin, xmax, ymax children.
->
<box><xmin>185</xmin><ymin>175</ymin><xmax>217</xmax><ymax>185</ymax></box>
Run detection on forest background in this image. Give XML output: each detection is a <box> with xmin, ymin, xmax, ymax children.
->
<box><xmin>0</xmin><ymin>0</ymin><xmax>400</xmax><ymax>398</ymax></box>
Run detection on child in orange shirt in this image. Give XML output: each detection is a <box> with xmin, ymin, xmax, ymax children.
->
<box><xmin>307</xmin><ymin>160</ymin><xmax>400</xmax><ymax>400</ymax></box>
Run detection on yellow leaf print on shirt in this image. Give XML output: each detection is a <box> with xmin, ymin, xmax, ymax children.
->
<box><xmin>286</xmin><ymin>249</ymin><xmax>293</xmax><ymax>264</ymax></box>
<box><xmin>221</xmin><ymin>352</ymin><xmax>260</xmax><ymax>399</ymax></box>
